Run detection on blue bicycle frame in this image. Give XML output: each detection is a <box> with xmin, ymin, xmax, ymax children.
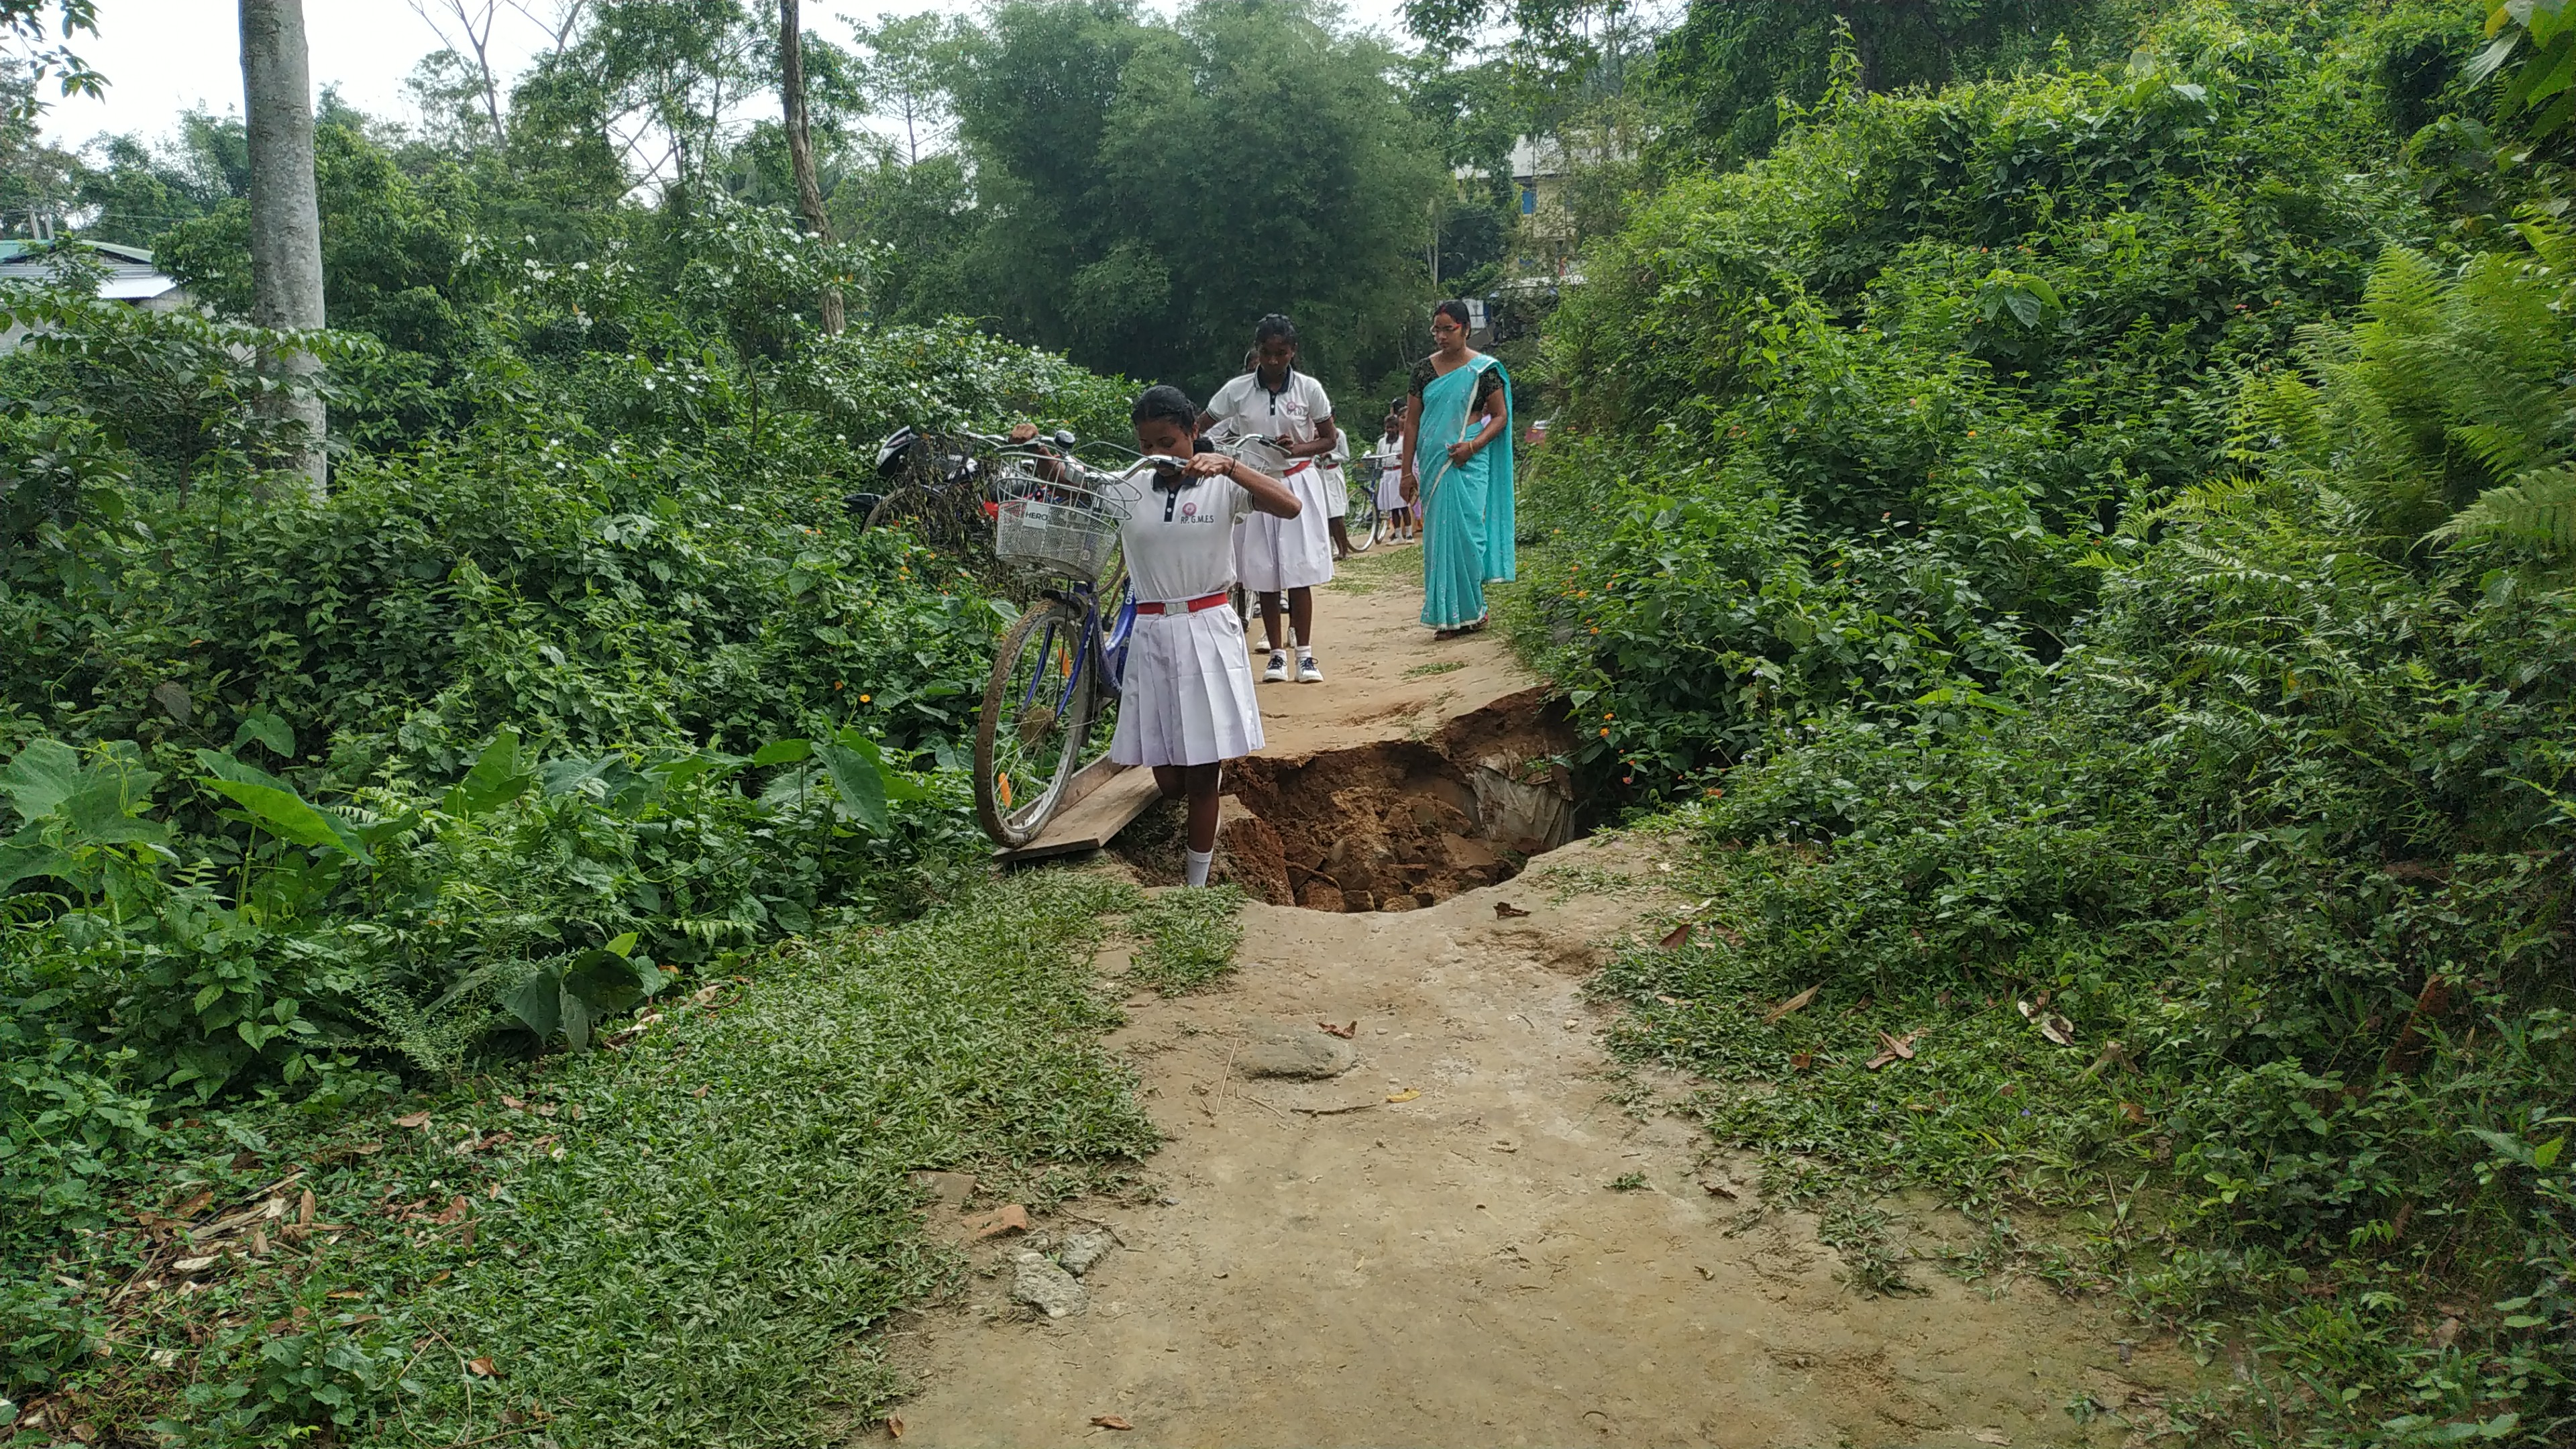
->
<box><xmin>1026</xmin><ymin>566</ymin><xmax>1135</xmax><ymax>731</ymax></box>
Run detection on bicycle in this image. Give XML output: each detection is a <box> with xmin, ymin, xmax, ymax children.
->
<box><xmin>855</xmin><ymin>427</ymin><xmax>1077</xmax><ymax>600</ymax></box>
<box><xmin>971</xmin><ymin>450</ymin><xmax>1179</xmax><ymax>848</ymax></box>
<box><xmin>1342</xmin><ymin>453</ymin><xmax>1381</xmax><ymax>553</ymax></box>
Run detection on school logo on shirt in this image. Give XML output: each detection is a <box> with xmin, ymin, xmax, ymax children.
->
<box><xmin>1180</xmin><ymin>500</ymin><xmax>1197</xmax><ymax>519</ymax></box>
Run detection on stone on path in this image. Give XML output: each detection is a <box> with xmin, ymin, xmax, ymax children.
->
<box><xmin>1058</xmin><ymin>1228</ymin><xmax>1116</xmax><ymax>1277</ymax></box>
<box><xmin>910</xmin><ymin>1171</ymin><xmax>977</xmax><ymax>1209</ymax></box>
<box><xmin>1012</xmin><ymin>1250</ymin><xmax>1087</xmax><ymax>1318</ymax></box>
<box><xmin>1234</xmin><ymin>1018</ymin><xmax>1356</xmax><ymax>1079</ymax></box>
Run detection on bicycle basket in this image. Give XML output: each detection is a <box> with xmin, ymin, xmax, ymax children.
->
<box><xmin>993</xmin><ymin>471</ymin><xmax>1130</xmax><ymax>580</ymax></box>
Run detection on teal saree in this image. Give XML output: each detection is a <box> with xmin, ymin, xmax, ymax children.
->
<box><xmin>1413</xmin><ymin>354</ymin><xmax>1514</xmax><ymax>630</ymax></box>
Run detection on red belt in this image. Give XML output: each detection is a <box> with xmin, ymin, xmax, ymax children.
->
<box><xmin>1282</xmin><ymin>459</ymin><xmax>1313</xmax><ymax>476</ymax></box>
<box><xmin>1134</xmin><ymin>591</ymin><xmax>1231</xmax><ymax>616</ymax></box>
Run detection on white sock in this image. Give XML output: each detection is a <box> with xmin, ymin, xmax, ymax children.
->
<box><xmin>1185</xmin><ymin>847</ymin><xmax>1215</xmax><ymax>888</ymax></box>
<box><xmin>1297</xmin><ymin>644</ymin><xmax>1313</xmax><ymax>661</ymax></box>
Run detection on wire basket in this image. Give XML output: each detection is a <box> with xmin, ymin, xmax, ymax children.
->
<box><xmin>994</xmin><ymin>470</ymin><xmax>1129</xmax><ymax>580</ymax></box>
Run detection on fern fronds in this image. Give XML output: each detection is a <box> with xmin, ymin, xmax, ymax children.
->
<box><xmin>2432</xmin><ymin>463</ymin><xmax>2576</xmax><ymax>560</ymax></box>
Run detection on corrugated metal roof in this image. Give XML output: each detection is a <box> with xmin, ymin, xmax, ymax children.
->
<box><xmin>0</xmin><ymin>240</ymin><xmax>182</xmax><ymax>302</ymax></box>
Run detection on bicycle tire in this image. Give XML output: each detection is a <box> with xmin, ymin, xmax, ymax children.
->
<box><xmin>1343</xmin><ymin>469</ymin><xmax>1380</xmax><ymax>552</ymax></box>
<box><xmin>975</xmin><ymin>597</ymin><xmax>1094</xmax><ymax>847</ymax></box>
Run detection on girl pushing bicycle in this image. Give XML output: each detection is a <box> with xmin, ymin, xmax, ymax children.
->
<box><xmin>1115</xmin><ymin>385</ymin><xmax>1303</xmax><ymax>886</ymax></box>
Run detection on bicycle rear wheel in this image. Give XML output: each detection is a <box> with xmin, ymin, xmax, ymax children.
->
<box><xmin>1344</xmin><ymin>469</ymin><xmax>1380</xmax><ymax>552</ymax></box>
<box><xmin>976</xmin><ymin>598</ymin><xmax>1094</xmax><ymax>847</ymax></box>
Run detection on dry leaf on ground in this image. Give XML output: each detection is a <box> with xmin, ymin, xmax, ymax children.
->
<box><xmin>1090</xmin><ymin>1415</ymin><xmax>1134</xmax><ymax>1431</ymax></box>
<box><xmin>1385</xmin><ymin>1087</ymin><xmax>1421</xmax><ymax>1103</ymax></box>
<box><xmin>467</xmin><ymin>1357</ymin><xmax>496</xmax><ymax>1377</ymax></box>
<box><xmin>1973</xmin><ymin>1432</ymin><xmax>2010</xmax><ymax>1446</ymax></box>
<box><xmin>392</xmin><ymin>1111</ymin><xmax>431</xmax><ymax>1130</ymax></box>
<box><xmin>499</xmin><ymin>1095</ymin><xmax>526</xmax><ymax>1110</ymax></box>
<box><xmin>885</xmin><ymin>1415</ymin><xmax>904</xmax><ymax>1439</ymax></box>
<box><xmin>1316</xmin><ymin>1020</ymin><xmax>1356</xmax><ymax>1038</ymax></box>
<box><xmin>1864</xmin><ymin>1030</ymin><xmax>1918</xmax><ymax>1071</ymax></box>
<box><xmin>1762</xmin><ymin>986</ymin><xmax>1819</xmax><ymax>1024</ymax></box>
<box><xmin>1493</xmin><ymin>902</ymin><xmax>1530</xmax><ymax>918</ymax></box>
<box><xmin>1788</xmin><ymin>1051</ymin><xmax>1813</xmax><ymax>1071</ymax></box>
<box><xmin>1658</xmin><ymin>923</ymin><xmax>1693</xmax><ymax>949</ymax></box>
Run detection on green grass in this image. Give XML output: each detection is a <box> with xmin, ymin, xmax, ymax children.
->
<box><xmin>1125</xmin><ymin>885</ymin><xmax>1246</xmax><ymax>996</ymax></box>
<box><xmin>1326</xmin><ymin>541</ymin><xmax>1421</xmax><ymax>595</ymax></box>
<box><xmin>1401</xmin><ymin>659</ymin><xmax>1466</xmax><ymax>678</ymax></box>
<box><xmin>26</xmin><ymin>871</ymin><xmax>1158</xmax><ymax>1446</ymax></box>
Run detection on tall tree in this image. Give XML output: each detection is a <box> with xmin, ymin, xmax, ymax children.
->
<box><xmin>946</xmin><ymin>0</ymin><xmax>1442</xmax><ymax>396</ymax></box>
<box><xmin>238</xmin><ymin>0</ymin><xmax>328</xmax><ymax>496</ymax></box>
<box><xmin>779</xmin><ymin>0</ymin><xmax>841</xmax><ymax>332</ymax></box>
<box><xmin>0</xmin><ymin>0</ymin><xmax>102</xmax><ymax>123</ymax></box>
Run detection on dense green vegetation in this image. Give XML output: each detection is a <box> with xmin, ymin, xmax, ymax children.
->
<box><xmin>1</xmin><ymin>23</ymin><xmax>1136</xmax><ymax>1430</ymax></box>
<box><xmin>1516</xmin><ymin>1</ymin><xmax>2576</xmax><ymax>1442</ymax></box>
<box><xmin>9</xmin><ymin>0</ymin><xmax>2576</xmax><ymax>1442</ymax></box>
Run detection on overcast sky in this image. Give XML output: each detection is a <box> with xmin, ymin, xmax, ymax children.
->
<box><xmin>41</xmin><ymin>0</ymin><xmax>1417</xmax><ymax>152</ymax></box>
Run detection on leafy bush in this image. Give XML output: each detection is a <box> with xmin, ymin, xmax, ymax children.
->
<box><xmin>0</xmin><ymin>190</ymin><xmax>1132</xmax><ymax>1406</ymax></box>
<box><xmin>1524</xmin><ymin>12</ymin><xmax>2576</xmax><ymax>1443</ymax></box>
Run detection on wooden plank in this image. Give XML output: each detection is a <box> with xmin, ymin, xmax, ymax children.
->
<box><xmin>1052</xmin><ymin>754</ymin><xmax>1123</xmax><ymax>814</ymax></box>
<box><xmin>994</xmin><ymin>765</ymin><xmax>1165</xmax><ymax>863</ymax></box>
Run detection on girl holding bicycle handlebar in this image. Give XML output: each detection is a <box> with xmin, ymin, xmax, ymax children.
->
<box><xmin>1114</xmin><ymin>385</ymin><xmax>1303</xmax><ymax>886</ymax></box>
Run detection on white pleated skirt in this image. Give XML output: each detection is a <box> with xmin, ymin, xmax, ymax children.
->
<box><xmin>1375</xmin><ymin>465</ymin><xmax>1407</xmax><ymax>511</ymax></box>
<box><xmin>1109</xmin><ymin>606</ymin><xmax>1266</xmax><ymax>767</ymax></box>
<box><xmin>1234</xmin><ymin>468</ymin><xmax>1336</xmax><ymax>592</ymax></box>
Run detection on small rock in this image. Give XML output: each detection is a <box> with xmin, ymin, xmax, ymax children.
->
<box><xmin>1059</xmin><ymin>1228</ymin><xmax>1116</xmax><ymax>1277</ymax></box>
<box><xmin>1235</xmin><ymin>1019</ymin><xmax>1356</xmax><ymax>1079</ymax></box>
<box><xmin>961</xmin><ymin>1204</ymin><xmax>1030</xmax><ymax>1240</ymax></box>
<box><xmin>1297</xmin><ymin>881</ymin><xmax>1345</xmax><ymax>912</ymax></box>
<box><xmin>1011</xmin><ymin>1251</ymin><xmax>1087</xmax><ymax>1318</ymax></box>
<box><xmin>909</xmin><ymin>1171</ymin><xmax>979</xmax><ymax>1210</ymax></box>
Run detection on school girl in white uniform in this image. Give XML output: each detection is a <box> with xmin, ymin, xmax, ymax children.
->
<box><xmin>1112</xmin><ymin>384</ymin><xmax>1303</xmax><ymax>887</ymax></box>
<box><xmin>1201</xmin><ymin>315</ymin><xmax>1339</xmax><ymax>684</ymax></box>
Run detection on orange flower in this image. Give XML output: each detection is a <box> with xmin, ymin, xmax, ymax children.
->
<box><xmin>833</xmin><ymin>680</ymin><xmax>845</xmax><ymax>690</ymax></box>
<box><xmin>1599</xmin><ymin>727</ymin><xmax>1611</xmax><ymax>737</ymax></box>
<box><xmin>859</xmin><ymin>694</ymin><xmax>873</xmax><ymax>704</ymax></box>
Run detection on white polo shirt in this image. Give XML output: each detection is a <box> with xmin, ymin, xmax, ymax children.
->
<box><xmin>1205</xmin><ymin>368</ymin><xmax>1334</xmax><ymax>453</ymax></box>
<box><xmin>1120</xmin><ymin>471</ymin><xmax>1254</xmax><ymax>605</ymax></box>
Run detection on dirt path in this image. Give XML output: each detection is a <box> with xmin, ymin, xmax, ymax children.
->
<box><xmin>884</xmin><ymin>548</ymin><xmax>2192</xmax><ymax>1447</ymax></box>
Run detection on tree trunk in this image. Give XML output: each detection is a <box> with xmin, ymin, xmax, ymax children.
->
<box><xmin>780</xmin><ymin>0</ymin><xmax>845</xmax><ymax>335</ymax></box>
<box><xmin>239</xmin><ymin>0</ymin><xmax>329</xmax><ymax>497</ymax></box>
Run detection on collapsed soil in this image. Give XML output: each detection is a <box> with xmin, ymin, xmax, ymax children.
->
<box><xmin>888</xmin><ymin>547</ymin><xmax>2196</xmax><ymax>1446</ymax></box>
<box><xmin>1116</xmin><ymin>684</ymin><xmax>1576</xmax><ymax>913</ymax></box>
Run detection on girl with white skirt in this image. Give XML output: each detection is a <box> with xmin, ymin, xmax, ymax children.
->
<box><xmin>1112</xmin><ymin>384</ymin><xmax>1304</xmax><ymax>886</ymax></box>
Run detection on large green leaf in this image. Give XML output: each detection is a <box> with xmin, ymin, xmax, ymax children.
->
<box><xmin>0</xmin><ymin>833</ymin><xmax>81</xmax><ymax>893</ymax></box>
<box><xmin>454</xmin><ymin>728</ymin><xmax>535</xmax><ymax>814</ymax></box>
<box><xmin>815</xmin><ymin>741</ymin><xmax>891</xmax><ymax>833</ymax></box>
<box><xmin>194</xmin><ymin>750</ymin><xmax>366</xmax><ymax>859</ymax></box>
<box><xmin>230</xmin><ymin>710</ymin><xmax>296</xmax><ymax>760</ymax></box>
<box><xmin>501</xmin><ymin>969</ymin><xmax>562</xmax><ymax>1040</ymax></box>
<box><xmin>0</xmin><ymin>739</ymin><xmax>82</xmax><ymax>826</ymax></box>
<box><xmin>750</xmin><ymin>737</ymin><xmax>812</xmax><ymax>767</ymax></box>
<box><xmin>58</xmin><ymin>777</ymin><xmax>170</xmax><ymax>847</ymax></box>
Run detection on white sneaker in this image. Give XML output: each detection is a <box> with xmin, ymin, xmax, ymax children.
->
<box><xmin>1263</xmin><ymin>651</ymin><xmax>1289</xmax><ymax>683</ymax></box>
<box><xmin>1296</xmin><ymin>653</ymin><xmax>1324</xmax><ymax>684</ymax></box>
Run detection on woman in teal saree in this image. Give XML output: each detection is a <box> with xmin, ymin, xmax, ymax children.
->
<box><xmin>1401</xmin><ymin>300</ymin><xmax>1515</xmax><ymax>636</ymax></box>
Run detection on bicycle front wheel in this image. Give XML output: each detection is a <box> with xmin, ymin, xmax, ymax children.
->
<box><xmin>976</xmin><ymin>598</ymin><xmax>1094</xmax><ymax>847</ymax></box>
